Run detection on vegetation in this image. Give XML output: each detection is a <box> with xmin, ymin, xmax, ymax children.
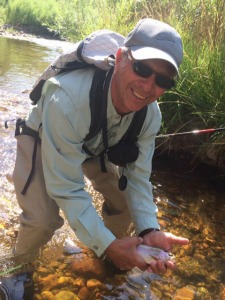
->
<box><xmin>0</xmin><ymin>0</ymin><xmax>224</xmax><ymax>168</ymax></box>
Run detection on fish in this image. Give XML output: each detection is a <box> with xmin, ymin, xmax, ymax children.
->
<box><xmin>137</xmin><ymin>244</ymin><xmax>175</xmax><ymax>264</ymax></box>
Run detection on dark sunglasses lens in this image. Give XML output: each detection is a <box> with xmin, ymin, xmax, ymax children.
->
<box><xmin>156</xmin><ymin>76</ymin><xmax>175</xmax><ymax>89</ymax></box>
<box><xmin>132</xmin><ymin>60</ymin><xmax>175</xmax><ymax>89</ymax></box>
<box><xmin>133</xmin><ymin>61</ymin><xmax>153</xmax><ymax>78</ymax></box>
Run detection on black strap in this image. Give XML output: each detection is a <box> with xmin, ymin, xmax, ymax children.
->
<box><xmin>21</xmin><ymin>128</ymin><xmax>40</xmax><ymax>195</ymax></box>
<box><xmin>14</xmin><ymin>119</ymin><xmax>42</xmax><ymax>195</ymax></box>
<box><xmin>29</xmin><ymin>79</ymin><xmax>46</xmax><ymax>104</ymax></box>
<box><xmin>99</xmin><ymin>68</ymin><xmax>114</xmax><ymax>173</ymax></box>
<box><xmin>84</xmin><ymin>67</ymin><xmax>114</xmax><ymax>141</ymax></box>
<box><xmin>77</xmin><ymin>41</ymin><xmax>85</xmax><ymax>62</ymax></box>
<box><xmin>120</xmin><ymin>106</ymin><xmax>148</xmax><ymax>143</ymax></box>
<box><xmin>138</xmin><ymin>228</ymin><xmax>160</xmax><ymax>237</ymax></box>
<box><xmin>82</xmin><ymin>67</ymin><xmax>114</xmax><ymax>172</ymax></box>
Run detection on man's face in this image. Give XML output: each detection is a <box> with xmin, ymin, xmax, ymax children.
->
<box><xmin>111</xmin><ymin>50</ymin><xmax>176</xmax><ymax>115</ymax></box>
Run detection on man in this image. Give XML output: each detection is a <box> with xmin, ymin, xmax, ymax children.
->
<box><xmin>13</xmin><ymin>18</ymin><xmax>189</xmax><ymax>274</ymax></box>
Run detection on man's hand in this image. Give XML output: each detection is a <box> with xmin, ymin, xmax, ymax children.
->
<box><xmin>142</xmin><ymin>231</ymin><xmax>189</xmax><ymax>274</ymax></box>
<box><xmin>104</xmin><ymin>236</ymin><xmax>148</xmax><ymax>271</ymax></box>
<box><xmin>104</xmin><ymin>232</ymin><xmax>189</xmax><ymax>274</ymax></box>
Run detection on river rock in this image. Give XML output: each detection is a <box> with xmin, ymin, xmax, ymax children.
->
<box><xmin>86</xmin><ymin>278</ymin><xmax>105</xmax><ymax>290</ymax></box>
<box><xmin>54</xmin><ymin>290</ymin><xmax>80</xmax><ymax>300</ymax></box>
<box><xmin>195</xmin><ymin>286</ymin><xmax>211</xmax><ymax>299</ymax></box>
<box><xmin>73</xmin><ymin>277</ymin><xmax>86</xmax><ymax>288</ymax></box>
<box><xmin>78</xmin><ymin>286</ymin><xmax>89</xmax><ymax>300</ymax></box>
<box><xmin>57</xmin><ymin>276</ymin><xmax>74</xmax><ymax>285</ymax></box>
<box><xmin>71</xmin><ymin>254</ymin><xmax>106</xmax><ymax>280</ymax></box>
<box><xmin>37</xmin><ymin>274</ymin><xmax>59</xmax><ymax>290</ymax></box>
<box><xmin>41</xmin><ymin>290</ymin><xmax>54</xmax><ymax>299</ymax></box>
<box><xmin>175</xmin><ymin>256</ymin><xmax>206</xmax><ymax>279</ymax></box>
<box><xmin>172</xmin><ymin>285</ymin><xmax>196</xmax><ymax>300</ymax></box>
<box><xmin>221</xmin><ymin>285</ymin><xmax>225</xmax><ymax>300</ymax></box>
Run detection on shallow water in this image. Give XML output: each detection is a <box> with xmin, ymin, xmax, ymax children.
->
<box><xmin>0</xmin><ymin>36</ymin><xmax>72</xmax><ymax>93</ymax></box>
<box><xmin>0</xmin><ymin>36</ymin><xmax>224</xmax><ymax>299</ymax></box>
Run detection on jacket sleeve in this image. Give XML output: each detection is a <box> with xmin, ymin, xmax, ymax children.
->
<box><xmin>122</xmin><ymin>102</ymin><xmax>162</xmax><ymax>235</ymax></box>
<box><xmin>40</xmin><ymin>84</ymin><xmax>115</xmax><ymax>256</ymax></box>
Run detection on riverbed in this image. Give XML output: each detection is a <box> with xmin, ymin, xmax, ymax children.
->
<box><xmin>0</xmin><ymin>35</ymin><xmax>225</xmax><ymax>299</ymax></box>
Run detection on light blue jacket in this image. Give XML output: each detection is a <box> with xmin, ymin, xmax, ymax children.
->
<box><xmin>26</xmin><ymin>68</ymin><xmax>162</xmax><ymax>256</ymax></box>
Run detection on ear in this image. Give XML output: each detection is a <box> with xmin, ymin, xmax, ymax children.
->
<box><xmin>115</xmin><ymin>48</ymin><xmax>123</xmax><ymax>63</ymax></box>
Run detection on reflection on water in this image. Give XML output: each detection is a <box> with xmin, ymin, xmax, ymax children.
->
<box><xmin>0</xmin><ymin>36</ymin><xmax>72</xmax><ymax>174</ymax></box>
<box><xmin>0</xmin><ymin>37</ymin><xmax>49</xmax><ymax>93</ymax></box>
<box><xmin>0</xmin><ymin>37</ymin><xmax>225</xmax><ymax>299</ymax></box>
<box><xmin>0</xmin><ymin>36</ymin><xmax>72</xmax><ymax>93</ymax></box>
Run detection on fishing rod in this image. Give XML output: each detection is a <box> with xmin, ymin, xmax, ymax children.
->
<box><xmin>156</xmin><ymin>127</ymin><xmax>225</xmax><ymax>138</ymax></box>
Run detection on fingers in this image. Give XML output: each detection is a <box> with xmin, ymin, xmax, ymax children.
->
<box><xmin>142</xmin><ymin>231</ymin><xmax>189</xmax><ymax>251</ymax></box>
<box><xmin>165</xmin><ymin>260</ymin><xmax>176</xmax><ymax>270</ymax></box>
<box><xmin>146</xmin><ymin>260</ymin><xmax>176</xmax><ymax>274</ymax></box>
<box><xmin>148</xmin><ymin>260</ymin><xmax>167</xmax><ymax>274</ymax></box>
<box><xmin>177</xmin><ymin>237</ymin><xmax>190</xmax><ymax>245</ymax></box>
<box><xmin>136</xmin><ymin>236</ymin><xmax>144</xmax><ymax>245</ymax></box>
<box><xmin>105</xmin><ymin>236</ymin><xmax>146</xmax><ymax>271</ymax></box>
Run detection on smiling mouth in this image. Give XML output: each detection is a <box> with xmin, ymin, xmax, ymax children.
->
<box><xmin>131</xmin><ymin>88</ymin><xmax>147</xmax><ymax>100</ymax></box>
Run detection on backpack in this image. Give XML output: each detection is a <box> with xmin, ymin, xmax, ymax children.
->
<box><xmin>29</xmin><ymin>30</ymin><xmax>147</xmax><ymax>143</ymax></box>
<box><xmin>17</xmin><ymin>30</ymin><xmax>147</xmax><ymax>193</ymax></box>
<box><xmin>29</xmin><ymin>29</ymin><xmax>125</xmax><ymax>104</ymax></box>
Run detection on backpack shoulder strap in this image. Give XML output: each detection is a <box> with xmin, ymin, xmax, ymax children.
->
<box><xmin>121</xmin><ymin>106</ymin><xmax>148</xmax><ymax>143</ymax></box>
<box><xmin>84</xmin><ymin>67</ymin><xmax>114</xmax><ymax>142</ymax></box>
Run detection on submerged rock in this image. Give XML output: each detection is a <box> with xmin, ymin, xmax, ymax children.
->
<box><xmin>71</xmin><ymin>254</ymin><xmax>106</xmax><ymax>280</ymax></box>
<box><xmin>40</xmin><ymin>290</ymin><xmax>54</xmax><ymax>299</ymax></box>
<box><xmin>36</xmin><ymin>273</ymin><xmax>59</xmax><ymax>290</ymax></box>
<box><xmin>173</xmin><ymin>285</ymin><xmax>196</xmax><ymax>300</ymax></box>
<box><xmin>195</xmin><ymin>286</ymin><xmax>211</xmax><ymax>299</ymax></box>
<box><xmin>77</xmin><ymin>286</ymin><xmax>89</xmax><ymax>300</ymax></box>
<box><xmin>54</xmin><ymin>290</ymin><xmax>80</xmax><ymax>300</ymax></box>
<box><xmin>86</xmin><ymin>278</ymin><xmax>105</xmax><ymax>290</ymax></box>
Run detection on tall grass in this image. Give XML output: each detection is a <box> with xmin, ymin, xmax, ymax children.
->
<box><xmin>43</xmin><ymin>0</ymin><xmax>139</xmax><ymax>40</ymax></box>
<box><xmin>1</xmin><ymin>0</ymin><xmax>225</xmax><ymax>168</ymax></box>
<box><xmin>155</xmin><ymin>0</ymin><xmax>225</xmax><ymax>167</ymax></box>
<box><xmin>0</xmin><ymin>6</ymin><xmax>6</xmax><ymax>25</ymax></box>
<box><xmin>5</xmin><ymin>0</ymin><xmax>60</xmax><ymax>34</ymax></box>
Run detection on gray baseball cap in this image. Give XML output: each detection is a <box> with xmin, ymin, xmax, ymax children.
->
<box><xmin>124</xmin><ymin>18</ymin><xmax>183</xmax><ymax>72</ymax></box>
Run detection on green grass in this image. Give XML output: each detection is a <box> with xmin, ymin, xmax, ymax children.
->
<box><xmin>5</xmin><ymin>0</ymin><xmax>60</xmax><ymax>35</ymax></box>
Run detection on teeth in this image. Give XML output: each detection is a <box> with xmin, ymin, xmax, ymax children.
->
<box><xmin>132</xmin><ymin>88</ymin><xmax>146</xmax><ymax>100</ymax></box>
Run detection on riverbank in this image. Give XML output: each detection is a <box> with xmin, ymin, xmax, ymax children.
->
<box><xmin>0</xmin><ymin>23</ymin><xmax>61</xmax><ymax>40</ymax></box>
<box><xmin>0</xmin><ymin>25</ymin><xmax>73</xmax><ymax>58</ymax></box>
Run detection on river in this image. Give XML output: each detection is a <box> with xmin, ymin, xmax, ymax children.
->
<box><xmin>0</xmin><ymin>35</ymin><xmax>224</xmax><ymax>300</ymax></box>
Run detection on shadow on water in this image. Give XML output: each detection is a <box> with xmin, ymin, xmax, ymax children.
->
<box><xmin>0</xmin><ymin>36</ymin><xmax>225</xmax><ymax>299</ymax></box>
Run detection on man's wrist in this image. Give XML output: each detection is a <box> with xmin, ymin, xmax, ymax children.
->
<box><xmin>138</xmin><ymin>228</ymin><xmax>160</xmax><ymax>238</ymax></box>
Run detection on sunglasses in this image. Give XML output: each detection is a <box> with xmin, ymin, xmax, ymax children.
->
<box><xmin>128</xmin><ymin>55</ymin><xmax>176</xmax><ymax>90</ymax></box>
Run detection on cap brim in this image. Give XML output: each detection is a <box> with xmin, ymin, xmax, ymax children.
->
<box><xmin>130</xmin><ymin>46</ymin><xmax>179</xmax><ymax>73</ymax></box>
